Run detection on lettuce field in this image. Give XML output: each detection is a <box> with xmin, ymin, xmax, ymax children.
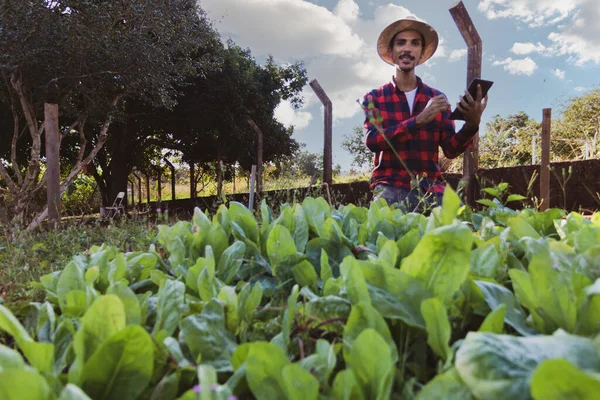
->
<box><xmin>1</xmin><ymin>187</ymin><xmax>600</xmax><ymax>399</ymax></box>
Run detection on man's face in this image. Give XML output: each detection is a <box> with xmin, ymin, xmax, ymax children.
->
<box><xmin>388</xmin><ymin>30</ymin><xmax>423</xmax><ymax>72</ymax></box>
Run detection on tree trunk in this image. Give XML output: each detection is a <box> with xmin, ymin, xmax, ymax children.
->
<box><xmin>107</xmin><ymin>124</ymin><xmax>130</xmax><ymax>208</ymax></box>
<box><xmin>216</xmin><ymin>159</ymin><xmax>223</xmax><ymax>198</ymax></box>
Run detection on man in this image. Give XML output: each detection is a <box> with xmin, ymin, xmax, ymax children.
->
<box><xmin>361</xmin><ymin>16</ymin><xmax>487</xmax><ymax>211</ymax></box>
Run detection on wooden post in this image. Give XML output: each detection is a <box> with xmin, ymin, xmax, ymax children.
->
<box><xmin>132</xmin><ymin>172</ymin><xmax>142</xmax><ymax>206</ymax></box>
<box><xmin>157</xmin><ymin>169</ymin><xmax>162</xmax><ymax>202</ymax></box>
<box><xmin>249</xmin><ymin>165</ymin><xmax>256</xmax><ymax>210</ymax></box>
<box><xmin>309</xmin><ymin>79</ymin><xmax>333</xmax><ymax>185</ymax></box>
<box><xmin>164</xmin><ymin>158</ymin><xmax>176</xmax><ymax>201</ymax></box>
<box><xmin>247</xmin><ymin>118</ymin><xmax>263</xmax><ymax>194</ymax></box>
<box><xmin>189</xmin><ymin>161</ymin><xmax>196</xmax><ymax>200</ymax></box>
<box><xmin>540</xmin><ymin>108</ymin><xmax>551</xmax><ymax>211</ymax></box>
<box><xmin>450</xmin><ymin>1</ymin><xmax>482</xmax><ymax>205</ymax></box>
<box><xmin>145</xmin><ymin>173</ymin><xmax>150</xmax><ymax>204</ymax></box>
<box><xmin>45</xmin><ymin>103</ymin><xmax>61</xmax><ymax>226</ymax></box>
<box><xmin>129</xmin><ymin>179</ymin><xmax>135</xmax><ymax>205</ymax></box>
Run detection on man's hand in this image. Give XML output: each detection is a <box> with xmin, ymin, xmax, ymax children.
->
<box><xmin>457</xmin><ymin>84</ymin><xmax>488</xmax><ymax>129</ymax></box>
<box><xmin>415</xmin><ymin>95</ymin><xmax>449</xmax><ymax>127</ymax></box>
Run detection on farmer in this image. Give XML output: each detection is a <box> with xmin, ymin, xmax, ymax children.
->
<box><xmin>361</xmin><ymin>16</ymin><xmax>488</xmax><ymax>212</ymax></box>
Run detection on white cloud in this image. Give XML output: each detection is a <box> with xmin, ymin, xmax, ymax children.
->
<box><xmin>274</xmin><ymin>100</ymin><xmax>313</xmax><ymax>130</ymax></box>
<box><xmin>574</xmin><ymin>86</ymin><xmax>587</xmax><ymax>92</ymax></box>
<box><xmin>493</xmin><ymin>57</ymin><xmax>538</xmax><ymax>75</ymax></box>
<box><xmin>478</xmin><ymin>0</ymin><xmax>580</xmax><ymax>27</ymax></box>
<box><xmin>333</xmin><ymin>0</ymin><xmax>360</xmax><ymax>24</ymax></box>
<box><xmin>481</xmin><ymin>0</ymin><xmax>600</xmax><ymax>65</ymax></box>
<box><xmin>553</xmin><ymin>69</ymin><xmax>565</xmax><ymax>79</ymax></box>
<box><xmin>448</xmin><ymin>49</ymin><xmax>467</xmax><ymax>62</ymax></box>
<box><xmin>199</xmin><ymin>0</ymin><xmax>364</xmax><ymax>59</ymax></box>
<box><xmin>510</xmin><ymin>42</ymin><xmax>550</xmax><ymax>55</ymax></box>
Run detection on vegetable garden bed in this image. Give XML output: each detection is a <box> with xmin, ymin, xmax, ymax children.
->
<box><xmin>1</xmin><ymin>188</ymin><xmax>600</xmax><ymax>399</ymax></box>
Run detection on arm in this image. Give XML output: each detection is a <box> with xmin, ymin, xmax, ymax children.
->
<box><xmin>363</xmin><ymin>95</ymin><xmax>418</xmax><ymax>152</ymax></box>
<box><xmin>440</xmin><ymin>108</ymin><xmax>479</xmax><ymax>159</ymax></box>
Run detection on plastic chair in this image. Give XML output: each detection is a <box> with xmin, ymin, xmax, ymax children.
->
<box><xmin>105</xmin><ymin>191</ymin><xmax>125</xmax><ymax>219</ymax></box>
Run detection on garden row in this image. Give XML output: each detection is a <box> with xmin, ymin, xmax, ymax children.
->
<box><xmin>1</xmin><ymin>187</ymin><xmax>600</xmax><ymax>399</ymax></box>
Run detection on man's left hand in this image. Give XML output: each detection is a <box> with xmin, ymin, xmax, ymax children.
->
<box><xmin>457</xmin><ymin>84</ymin><xmax>488</xmax><ymax>130</ymax></box>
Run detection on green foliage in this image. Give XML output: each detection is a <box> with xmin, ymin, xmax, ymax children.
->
<box><xmin>1</xmin><ymin>192</ymin><xmax>600</xmax><ymax>399</ymax></box>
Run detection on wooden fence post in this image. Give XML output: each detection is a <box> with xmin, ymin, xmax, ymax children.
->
<box><xmin>309</xmin><ymin>79</ymin><xmax>333</xmax><ymax>186</ymax></box>
<box><xmin>45</xmin><ymin>103</ymin><xmax>61</xmax><ymax>226</ymax></box>
<box><xmin>164</xmin><ymin>157</ymin><xmax>176</xmax><ymax>201</ymax></box>
<box><xmin>540</xmin><ymin>108</ymin><xmax>552</xmax><ymax>211</ymax></box>
<box><xmin>247</xmin><ymin>118</ymin><xmax>263</xmax><ymax>194</ymax></box>
<box><xmin>450</xmin><ymin>1</ymin><xmax>482</xmax><ymax>205</ymax></box>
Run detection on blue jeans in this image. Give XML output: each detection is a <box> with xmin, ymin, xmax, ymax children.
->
<box><xmin>372</xmin><ymin>183</ymin><xmax>443</xmax><ymax>213</ymax></box>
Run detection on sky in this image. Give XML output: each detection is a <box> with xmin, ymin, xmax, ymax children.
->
<box><xmin>197</xmin><ymin>0</ymin><xmax>600</xmax><ymax>172</ymax></box>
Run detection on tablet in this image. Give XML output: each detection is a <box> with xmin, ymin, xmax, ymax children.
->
<box><xmin>449</xmin><ymin>78</ymin><xmax>494</xmax><ymax>121</ymax></box>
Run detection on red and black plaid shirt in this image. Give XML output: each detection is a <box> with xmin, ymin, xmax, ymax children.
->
<box><xmin>362</xmin><ymin>76</ymin><xmax>478</xmax><ymax>193</ymax></box>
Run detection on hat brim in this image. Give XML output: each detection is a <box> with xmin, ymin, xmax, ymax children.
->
<box><xmin>377</xmin><ymin>19</ymin><xmax>439</xmax><ymax>66</ymax></box>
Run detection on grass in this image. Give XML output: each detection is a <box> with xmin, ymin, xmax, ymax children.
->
<box><xmin>0</xmin><ymin>215</ymin><xmax>158</xmax><ymax>309</ymax></box>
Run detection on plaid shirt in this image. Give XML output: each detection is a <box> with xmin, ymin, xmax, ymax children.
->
<box><xmin>362</xmin><ymin>76</ymin><xmax>478</xmax><ymax>193</ymax></box>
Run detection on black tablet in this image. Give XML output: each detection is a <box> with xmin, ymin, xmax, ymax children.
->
<box><xmin>449</xmin><ymin>78</ymin><xmax>494</xmax><ymax>121</ymax></box>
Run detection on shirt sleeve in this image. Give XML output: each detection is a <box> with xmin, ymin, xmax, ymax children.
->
<box><xmin>363</xmin><ymin>95</ymin><xmax>419</xmax><ymax>152</ymax></box>
<box><xmin>439</xmin><ymin>106</ymin><xmax>479</xmax><ymax>159</ymax></box>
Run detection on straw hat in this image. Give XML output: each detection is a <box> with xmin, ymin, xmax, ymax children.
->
<box><xmin>377</xmin><ymin>16</ymin><xmax>439</xmax><ymax>66</ymax></box>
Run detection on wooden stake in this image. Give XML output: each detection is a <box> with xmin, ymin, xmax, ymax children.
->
<box><xmin>309</xmin><ymin>79</ymin><xmax>333</xmax><ymax>185</ymax></box>
<box><xmin>44</xmin><ymin>103</ymin><xmax>61</xmax><ymax>226</ymax></box>
<box><xmin>450</xmin><ymin>1</ymin><xmax>482</xmax><ymax>205</ymax></box>
<box><xmin>540</xmin><ymin>108</ymin><xmax>551</xmax><ymax>211</ymax></box>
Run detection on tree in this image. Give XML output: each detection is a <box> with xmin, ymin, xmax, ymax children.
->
<box><xmin>554</xmin><ymin>88</ymin><xmax>600</xmax><ymax>160</ymax></box>
<box><xmin>0</xmin><ymin>0</ymin><xmax>206</xmax><ymax>228</ymax></box>
<box><xmin>342</xmin><ymin>125</ymin><xmax>372</xmax><ymax>171</ymax></box>
<box><xmin>479</xmin><ymin>112</ymin><xmax>541</xmax><ymax>168</ymax></box>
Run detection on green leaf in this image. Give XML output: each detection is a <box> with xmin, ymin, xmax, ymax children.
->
<box><xmin>420</xmin><ymin>297</ymin><xmax>452</xmax><ymax>361</ymax></box>
<box><xmin>107</xmin><ymin>282</ymin><xmax>142</xmax><ymax>326</ymax></box>
<box><xmin>218</xmin><ymin>286</ymin><xmax>239</xmax><ymax>335</ymax></box>
<box><xmin>229</xmin><ymin>202</ymin><xmax>259</xmax><ymax>244</ymax></box>
<box><xmin>345</xmin><ymin>329</ymin><xmax>394</xmax><ymax>400</ymax></box>
<box><xmin>376</xmin><ymin>239</ymin><xmax>398</xmax><ymax>269</ymax></box>
<box><xmin>80</xmin><ymin>325</ymin><xmax>154</xmax><ymax>400</ymax></box>
<box><xmin>506</xmin><ymin>194</ymin><xmax>527</xmax><ymax>203</ymax></box>
<box><xmin>507</xmin><ymin>216</ymin><xmax>541</xmax><ymax>239</ymax></box>
<box><xmin>478</xmin><ymin>304</ymin><xmax>506</xmax><ymax>333</ymax></box>
<box><xmin>216</xmin><ymin>241</ymin><xmax>246</xmax><ymax>284</ymax></box>
<box><xmin>58</xmin><ymin>384</ymin><xmax>93</xmax><ymax>400</ymax></box>
<box><xmin>0</xmin><ymin>369</ymin><xmax>52</xmax><ymax>400</ymax></box>
<box><xmin>416</xmin><ymin>368</ymin><xmax>474</xmax><ymax>400</ymax></box>
<box><xmin>531</xmin><ymin>359</ymin><xmax>600</xmax><ymax>400</ymax></box>
<box><xmin>178</xmin><ymin>300</ymin><xmax>237</xmax><ymax>372</ymax></box>
<box><xmin>320</xmin><ymin>250</ymin><xmax>333</xmax><ymax>282</ymax></box>
<box><xmin>292</xmin><ymin>260</ymin><xmax>318</xmax><ymax>289</ymax></box>
<box><xmin>70</xmin><ymin>295</ymin><xmax>127</xmax><ymax>385</ymax></box>
<box><xmin>293</xmin><ymin>204</ymin><xmax>309</xmax><ymax>253</ymax></box>
<box><xmin>455</xmin><ymin>330</ymin><xmax>600</xmax><ymax>400</ymax></box>
<box><xmin>332</xmin><ymin>369</ymin><xmax>360</xmax><ymax>400</ymax></box>
<box><xmin>149</xmin><ymin>372</ymin><xmax>180</xmax><ymax>400</ymax></box>
<box><xmin>482</xmin><ymin>187</ymin><xmax>500</xmax><ymax>198</ymax></box>
<box><xmin>152</xmin><ymin>280</ymin><xmax>185</xmax><ymax>339</ymax></box>
<box><xmin>238</xmin><ymin>282</ymin><xmax>263</xmax><ymax>324</ymax></box>
<box><xmin>340</xmin><ymin>258</ymin><xmax>371</xmax><ymax>306</ymax></box>
<box><xmin>470</xmin><ymin>243</ymin><xmax>504</xmax><ymax>281</ymax></box>
<box><xmin>281</xmin><ymin>363</ymin><xmax>320</xmax><ymax>400</ymax></box>
<box><xmin>267</xmin><ymin>224</ymin><xmax>297</xmax><ymax>278</ymax></box>
<box><xmin>0</xmin><ymin>344</ymin><xmax>25</xmax><ymax>370</ymax></box>
<box><xmin>441</xmin><ymin>186</ymin><xmax>461</xmax><ymax>225</ymax></box>
<box><xmin>302</xmin><ymin>197</ymin><xmax>330</xmax><ymax>237</ymax></box>
<box><xmin>401</xmin><ymin>224</ymin><xmax>473</xmax><ymax>304</ymax></box>
<box><xmin>57</xmin><ymin>260</ymin><xmax>87</xmax><ymax>317</ymax></box>
<box><xmin>474</xmin><ymin>280</ymin><xmax>538</xmax><ymax>336</ymax></box>
<box><xmin>299</xmin><ymin>340</ymin><xmax>338</xmax><ymax>388</ymax></box>
<box><xmin>343</xmin><ymin>303</ymin><xmax>397</xmax><ymax>364</ymax></box>
<box><xmin>396</xmin><ymin>227</ymin><xmax>421</xmax><ymax>260</ymax></box>
<box><xmin>245</xmin><ymin>342</ymin><xmax>290</xmax><ymax>400</ymax></box>
<box><xmin>0</xmin><ymin>305</ymin><xmax>54</xmax><ymax>373</ymax></box>
<box><xmin>476</xmin><ymin>199</ymin><xmax>497</xmax><ymax>208</ymax></box>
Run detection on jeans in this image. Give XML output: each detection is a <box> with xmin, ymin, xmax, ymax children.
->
<box><xmin>372</xmin><ymin>183</ymin><xmax>444</xmax><ymax>213</ymax></box>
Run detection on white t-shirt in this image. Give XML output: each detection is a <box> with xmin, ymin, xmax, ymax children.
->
<box><xmin>404</xmin><ymin>88</ymin><xmax>417</xmax><ymax>115</ymax></box>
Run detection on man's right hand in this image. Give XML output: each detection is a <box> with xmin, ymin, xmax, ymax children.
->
<box><xmin>416</xmin><ymin>95</ymin><xmax>449</xmax><ymax>127</ymax></box>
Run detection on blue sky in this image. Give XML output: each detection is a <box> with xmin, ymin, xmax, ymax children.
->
<box><xmin>198</xmin><ymin>0</ymin><xmax>600</xmax><ymax>172</ymax></box>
